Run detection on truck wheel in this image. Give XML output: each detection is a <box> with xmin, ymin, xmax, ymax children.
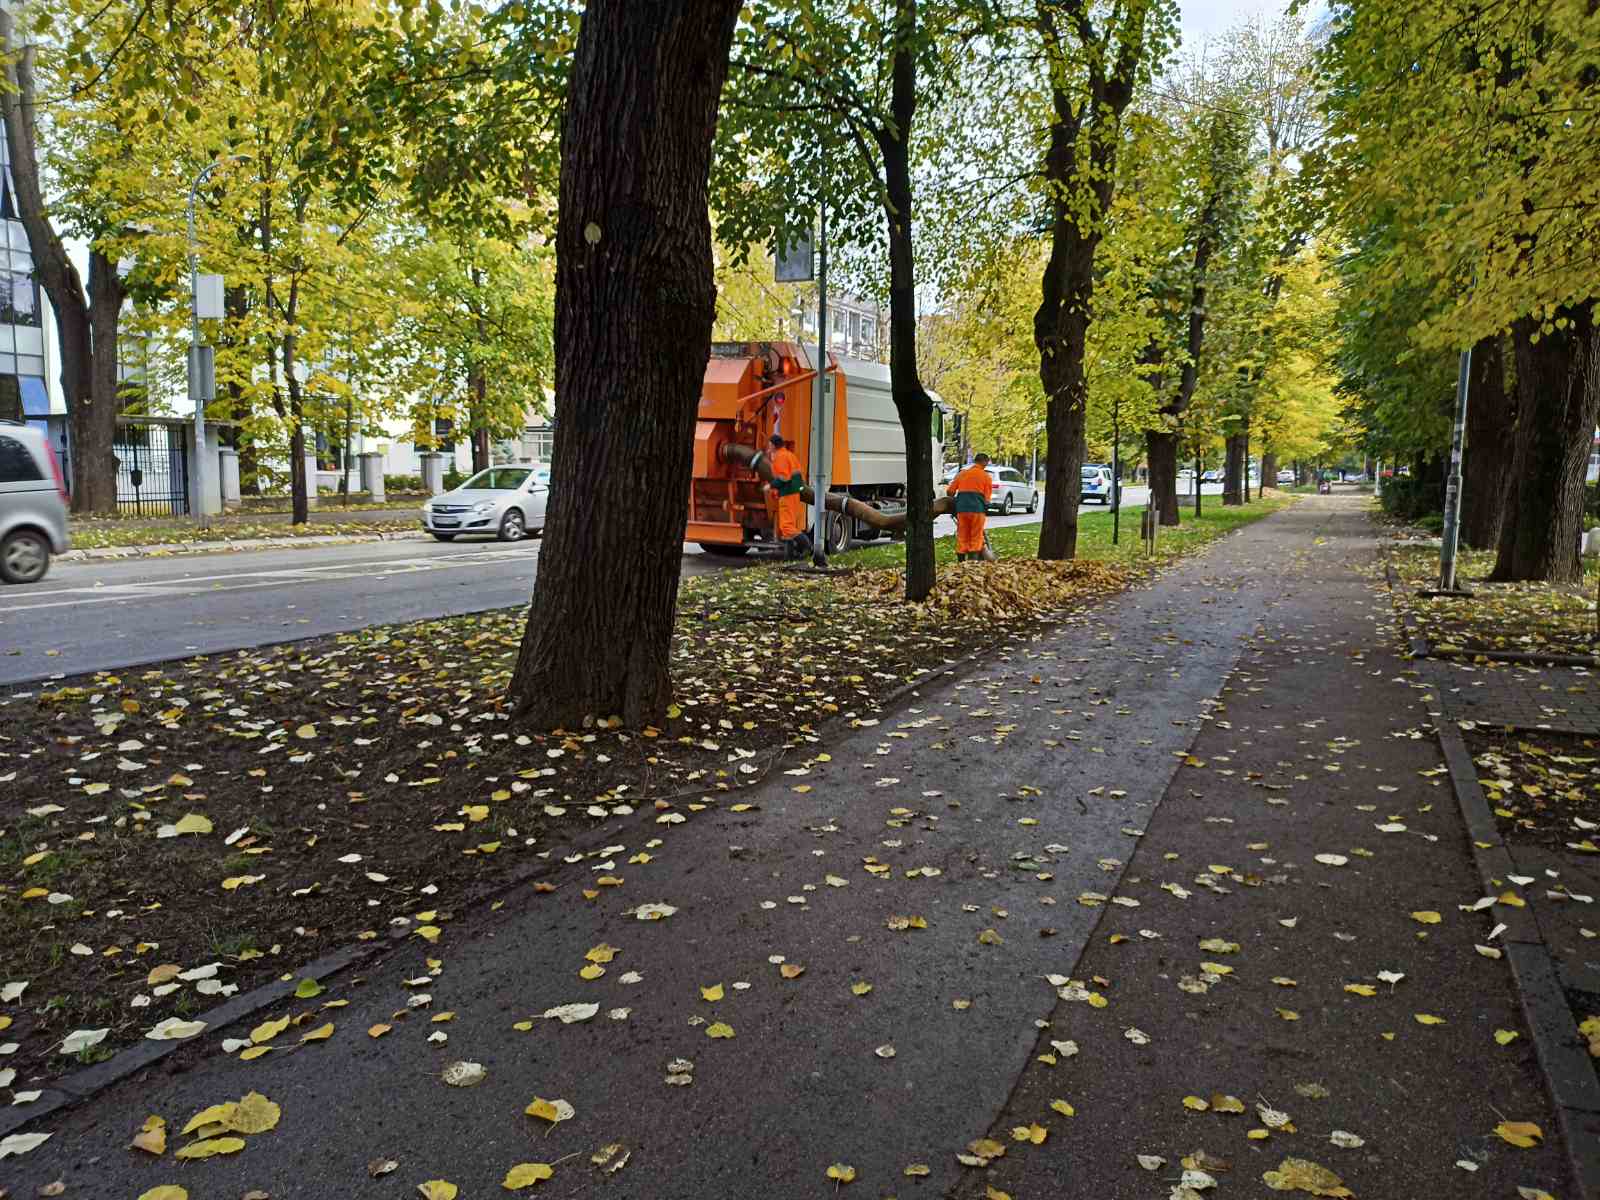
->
<box><xmin>699</xmin><ymin>543</ymin><xmax>750</xmax><ymax>557</ymax></box>
<box><xmin>823</xmin><ymin>511</ymin><xmax>850</xmax><ymax>555</ymax></box>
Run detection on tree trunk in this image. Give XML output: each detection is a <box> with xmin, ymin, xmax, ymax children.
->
<box><xmin>1146</xmin><ymin>429</ymin><xmax>1179</xmax><ymax>525</ymax></box>
<box><xmin>0</xmin><ymin>21</ymin><xmax>96</xmax><ymax>509</ymax></box>
<box><xmin>1490</xmin><ymin>307</ymin><xmax>1599</xmax><ymax>583</ymax></box>
<box><xmin>877</xmin><ymin>0</ymin><xmax>935</xmax><ymax>601</ymax></box>
<box><xmin>1222</xmin><ymin>434</ymin><xmax>1245</xmax><ymax>505</ymax></box>
<box><xmin>79</xmin><ymin>250</ymin><xmax>125</xmax><ymax>515</ymax></box>
<box><xmin>1261</xmin><ymin>450</ymin><xmax>1278</xmax><ymax>490</ymax></box>
<box><xmin>1242</xmin><ymin>424</ymin><xmax>1251</xmax><ymax>501</ymax></box>
<box><xmin>508</xmin><ymin>0</ymin><xmax>742</xmax><ymax>729</ymax></box>
<box><xmin>1460</xmin><ymin>334</ymin><xmax>1515</xmax><ymax>551</ymax></box>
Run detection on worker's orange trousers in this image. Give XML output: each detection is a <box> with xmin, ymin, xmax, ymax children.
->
<box><xmin>956</xmin><ymin>512</ymin><xmax>986</xmax><ymax>554</ymax></box>
<box><xmin>776</xmin><ymin>493</ymin><xmax>805</xmax><ymax>540</ymax></box>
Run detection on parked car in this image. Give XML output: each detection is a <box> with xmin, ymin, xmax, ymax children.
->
<box><xmin>1201</xmin><ymin>469</ymin><xmax>1222</xmax><ymax>483</ymax></box>
<box><xmin>986</xmin><ymin>465</ymin><xmax>1038</xmax><ymax>515</ymax></box>
<box><xmin>0</xmin><ymin>420</ymin><xmax>69</xmax><ymax>584</ymax></box>
<box><xmin>1277</xmin><ymin>469</ymin><xmax>1295</xmax><ymax>484</ymax></box>
<box><xmin>421</xmin><ymin>466</ymin><xmax>549</xmax><ymax>542</ymax></box>
<box><xmin>1080</xmin><ymin>464</ymin><xmax>1116</xmax><ymax>505</ymax></box>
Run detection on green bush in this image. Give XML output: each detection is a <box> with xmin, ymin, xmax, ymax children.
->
<box><xmin>443</xmin><ymin>465</ymin><xmax>467</xmax><ymax>491</ymax></box>
<box><xmin>1379</xmin><ymin>476</ymin><xmax>1441</xmax><ymax>523</ymax></box>
<box><xmin>385</xmin><ymin>474</ymin><xmax>424</xmax><ymax>493</ymax></box>
<box><xmin>1416</xmin><ymin>512</ymin><xmax>1445</xmax><ymax>534</ymax></box>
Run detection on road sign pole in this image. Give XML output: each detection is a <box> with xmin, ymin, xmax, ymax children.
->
<box><xmin>809</xmin><ymin>206</ymin><xmax>830</xmax><ymax>567</ymax></box>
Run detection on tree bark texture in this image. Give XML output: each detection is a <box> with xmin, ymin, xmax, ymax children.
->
<box><xmin>1491</xmin><ymin>307</ymin><xmax>1599</xmax><ymax>583</ymax></box>
<box><xmin>1460</xmin><ymin>334</ymin><xmax>1515</xmax><ymax>552</ymax></box>
<box><xmin>508</xmin><ymin>0</ymin><xmax>742</xmax><ymax>729</ymax></box>
<box><xmin>1033</xmin><ymin>3</ymin><xmax>1147</xmax><ymax>560</ymax></box>
<box><xmin>1146</xmin><ymin>429</ymin><xmax>1179</xmax><ymax>523</ymax></box>
<box><xmin>0</xmin><ymin>22</ymin><xmax>100</xmax><ymax>511</ymax></box>
<box><xmin>877</xmin><ymin>0</ymin><xmax>935</xmax><ymax>601</ymax></box>
<box><xmin>80</xmin><ymin>251</ymin><xmax>126</xmax><ymax>514</ymax></box>
<box><xmin>1222</xmin><ymin>433</ymin><xmax>1245</xmax><ymax>505</ymax></box>
<box><xmin>1261</xmin><ymin>450</ymin><xmax>1278</xmax><ymax>490</ymax></box>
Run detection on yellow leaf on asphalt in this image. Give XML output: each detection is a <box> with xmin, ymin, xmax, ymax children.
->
<box><xmin>1277</xmin><ymin>1008</ymin><xmax>1300</xmax><ymax>1021</ymax></box>
<box><xmin>578</xmin><ymin>964</ymin><xmax>605</xmax><ymax>980</ymax></box>
<box><xmin>986</xmin><ymin>1188</ymin><xmax>1012</xmax><ymax>1200</ymax></box>
<box><xmin>136</xmin><ymin>1189</ymin><xmax>188</xmax><ymax>1200</ymax></box>
<box><xmin>904</xmin><ymin>1164</ymin><xmax>931</xmax><ymax>1177</ymax></box>
<box><xmin>1183</xmin><ymin>1096</ymin><xmax>1210</xmax><ymax>1111</ymax></box>
<box><xmin>1261</xmin><ymin>1156</ymin><xmax>1353</xmax><ymax>1196</ymax></box>
<box><xmin>701</xmin><ymin>984</ymin><xmax>724</xmax><ymax>1001</ymax></box>
<box><xmin>181</xmin><ymin>1103</ymin><xmax>237</xmax><ymax>1135</ymax></box>
<box><xmin>146</xmin><ymin>964</ymin><xmax>181</xmax><ymax>986</ymax></box>
<box><xmin>585</xmin><ymin>943</ymin><xmax>619</xmax><ymax>963</ymax></box>
<box><xmin>1494</xmin><ymin>1029</ymin><xmax>1519</xmax><ymax>1045</ymax></box>
<box><xmin>131</xmin><ymin>1115</ymin><xmax>167</xmax><ymax>1155</ymax></box>
<box><xmin>418</xmin><ymin>1183</ymin><xmax>458</xmax><ymax>1200</ymax></box>
<box><xmin>1414</xmin><ymin>1013</ymin><xmax>1446</xmax><ymax>1026</ymax></box>
<box><xmin>239</xmin><ymin>1046</ymin><xmax>271</xmax><ymax>1061</ymax></box>
<box><xmin>369</xmin><ymin>1024</ymin><xmax>392</xmax><ymax>1038</ymax></box>
<box><xmin>295</xmin><ymin>724</ymin><xmax>316</xmax><ymax>739</ymax></box>
<box><xmin>1211</xmin><ymin>1094</ymin><xmax>1246</xmax><ymax>1113</ymax></box>
<box><xmin>1410</xmin><ymin>911</ymin><xmax>1441</xmax><ymax>924</ymax></box>
<box><xmin>174</xmin><ymin>1136</ymin><xmax>246</xmax><ymax>1160</ymax></box>
<box><xmin>300</xmin><ymin>1022</ymin><xmax>334</xmax><ymax>1042</ymax></box>
<box><xmin>851</xmin><ymin>981</ymin><xmax>873</xmax><ymax>996</ymax></box>
<box><xmin>226</xmin><ymin>1092</ymin><xmax>280</xmax><ymax>1134</ymax></box>
<box><xmin>706</xmin><ymin>1022</ymin><xmax>736</xmax><ymax>1039</ymax></box>
<box><xmin>977</xmin><ymin>928</ymin><xmax>1004</xmax><ymax>945</ymax></box>
<box><xmin>826</xmin><ymin>1163</ymin><xmax>856</xmax><ymax>1183</ymax></box>
<box><xmin>502</xmin><ymin>1162</ymin><xmax>555</xmax><ymax>1189</ymax></box>
<box><xmin>416</xmin><ymin>925</ymin><xmax>442</xmax><ymax>942</ymax></box>
<box><xmin>1050</xmin><ymin>1099</ymin><xmax>1075</xmax><ymax>1117</ymax></box>
<box><xmin>221</xmin><ymin>875</ymin><xmax>264</xmax><ymax>890</ymax></box>
<box><xmin>1494</xmin><ymin>1120</ymin><xmax>1543</xmax><ymax>1148</ymax></box>
<box><xmin>1519</xmin><ymin>1188</ymin><xmax>1557</xmax><ymax>1200</ymax></box>
<box><xmin>780</xmin><ymin>963</ymin><xmax>806</xmax><ymax>979</ymax></box>
<box><xmin>525</xmin><ymin>1097</ymin><xmax>574</xmax><ymax>1125</ymax></box>
<box><xmin>1343</xmin><ymin>984</ymin><xmax>1376</xmax><ymax>997</ymax></box>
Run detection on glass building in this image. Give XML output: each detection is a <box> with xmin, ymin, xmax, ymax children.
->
<box><xmin>0</xmin><ymin>134</ymin><xmax>55</xmax><ymax>448</ymax></box>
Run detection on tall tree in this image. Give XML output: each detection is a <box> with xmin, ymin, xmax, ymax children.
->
<box><xmin>1030</xmin><ymin>0</ymin><xmax>1176</xmax><ymax>559</ymax></box>
<box><xmin>507</xmin><ymin>0</ymin><xmax>743</xmax><ymax>728</ymax></box>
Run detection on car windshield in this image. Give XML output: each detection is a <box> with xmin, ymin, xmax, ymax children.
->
<box><xmin>460</xmin><ymin>467</ymin><xmax>531</xmax><ymax>490</ymax></box>
<box><xmin>1080</xmin><ymin>467</ymin><xmax>1100</xmax><ymax>480</ymax></box>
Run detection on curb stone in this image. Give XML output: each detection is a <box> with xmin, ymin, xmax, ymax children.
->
<box><xmin>1430</xmin><ymin>675</ymin><xmax>1600</xmax><ymax>1199</ymax></box>
<box><xmin>60</xmin><ymin>529</ymin><xmax>428</xmax><ymax>562</ymax></box>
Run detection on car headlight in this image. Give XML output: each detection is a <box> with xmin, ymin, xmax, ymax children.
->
<box><xmin>470</xmin><ymin>500</ymin><xmax>496</xmax><ymax>515</ymax></box>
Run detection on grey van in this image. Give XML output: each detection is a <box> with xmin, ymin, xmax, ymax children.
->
<box><xmin>0</xmin><ymin>421</ymin><xmax>70</xmax><ymax>583</ymax></box>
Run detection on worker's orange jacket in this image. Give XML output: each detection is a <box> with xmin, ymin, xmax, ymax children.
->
<box><xmin>768</xmin><ymin>446</ymin><xmax>805</xmax><ymax>494</ymax></box>
<box><xmin>947</xmin><ymin>465</ymin><xmax>994</xmax><ymax>512</ymax></box>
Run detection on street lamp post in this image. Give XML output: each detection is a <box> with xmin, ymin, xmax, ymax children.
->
<box><xmin>187</xmin><ymin>155</ymin><xmax>247</xmax><ymax>526</ymax></box>
<box><xmin>1436</xmin><ymin>347</ymin><xmax>1472</xmax><ymax>593</ymax></box>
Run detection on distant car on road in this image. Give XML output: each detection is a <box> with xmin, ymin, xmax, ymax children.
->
<box><xmin>0</xmin><ymin>420</ymin><xmax>69</xmax><ymax>584</ymax></box>
<box><xmin>1277</xmin><ymin>469</ymin><xmax>1295</xmax><ymax>484</ymax></box>
<box><xmin>986</xmin><ymin>466</ymin><xmax>1038</xmax><ymax>515</ymax></box>
<box><xmin>1080</xmin><ymin>465</ymin><xmax>1116</xmax><ymax>505</ymax></box>
<box><xmin>422</xmin><ymin>466</ymin><xmax>549</xmax><ymax>542</ymax></box>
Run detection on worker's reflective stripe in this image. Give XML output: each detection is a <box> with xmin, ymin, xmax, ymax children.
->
<box><xmin>952</xmin><ymin>491</ymin><xmax>986</xmax><ymax>513</ymax></box>
<box><xmin>776</xmin><ymin>473</ymin><xmax>805</xmax><ymax>497</ymax></box>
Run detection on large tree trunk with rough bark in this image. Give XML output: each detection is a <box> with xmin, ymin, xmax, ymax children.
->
<box><xmin>1261</xmin><ymin>450</ymin><xmax>1278</xmax><ymax>490</ymax></box>
<box><xmin>1491</xmin><ymin>307</ymin><xmax>1599</xmax><ymax>583</ymax></box>
<box><xmin>1147</xmin><ymin>429</ymin><xmax>1179</xmax><ymax>521</ymax></box>
<box><xmin>877</xmin><ymin>0</ymin><xmax>935</xmax><ymax>600</ymax></box>
<box><xmin>508</xmin><ymin>0</ymin><xmax>741</xmax><ymax>729</ymax></box>
<box><xmin>1222</xmin><ymin>433</ymin><xmax>1246</xmax><ymax>505</ymax></box>
<box><xmin>78</xmin><ymin>251</ymin><xmax>126</xmax><ymax>514</ymax></box>
<box><xmin>1460</xmin><ymin>334</ymin><xmax>1515</xmax><ymax>552</ymax></box>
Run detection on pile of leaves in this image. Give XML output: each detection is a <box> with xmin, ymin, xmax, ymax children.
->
<box><xmin>1467</xmin><ymin>729</ymin><xmax>1600</xmax><ymax>845</ymax></box>
<box><xmin>1390</xmin><ymin>545</ymin><xmax>1598</xmax><ymax>658</ymax></box>
<box><xmin>838</xmin><ymin>559</ymin><xmax>1128</xmax><ymax>621</ymax></box>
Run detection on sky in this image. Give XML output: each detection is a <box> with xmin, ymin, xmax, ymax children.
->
<box><xmin>1180</xmin><ymin>0</ymin><xmax>1328</xmax><ymax>50</ymax></box>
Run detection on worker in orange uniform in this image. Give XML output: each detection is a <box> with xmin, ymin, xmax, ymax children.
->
<box><xmin>947</xmin><ymin>452</ymin><xmax>994</xmax><ymax>562</ymax></box>
<box><xmin>765</xmin><ymin>433</ymin><xmax>812</xmax><ymax>560</ymax></box>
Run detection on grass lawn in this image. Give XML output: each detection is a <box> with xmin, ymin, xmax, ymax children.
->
<box><xmin>838</xmin><ymin>497</ymin><xmax>1296</xmax><ymax>573</ymax></box>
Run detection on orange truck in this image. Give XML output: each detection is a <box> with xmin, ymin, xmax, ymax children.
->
<box><xmin>687</xmin><ymin>341</ymin><xmax>946</xmax><ymax>556</ymax></box>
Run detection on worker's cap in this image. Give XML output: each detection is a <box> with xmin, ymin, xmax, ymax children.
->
<box><xmin>769</xmin><ymin>433</ymin><xmax>785</xmax><ymax>447</ymax></box>
<box><xmin>973</xmin><ymin>452</ymin><xmax>990</xmax><ymax>463</ymax></box>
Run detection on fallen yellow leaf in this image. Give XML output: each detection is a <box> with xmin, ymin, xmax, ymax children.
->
<box><xmin>502</xmin><ymin>1161</ymin><xmax>555</xmax><ymax>1189</ymax></box>
<box><xmin>1494</xmin><ymin>1120</ymin><xmax>1543</xmax><ymax>1148</ymax></box>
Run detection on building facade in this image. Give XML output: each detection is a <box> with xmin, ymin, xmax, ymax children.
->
<box><xmin>0</xmin><ymin>134</ymin><xmax>56</xmax><ymax>450</ymax></box>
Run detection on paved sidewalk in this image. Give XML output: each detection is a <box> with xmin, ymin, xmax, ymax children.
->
<box><xmin>2</xmin><ymin>498</ymin><xmax>1580</xmax><ymax>1198</ymax></box>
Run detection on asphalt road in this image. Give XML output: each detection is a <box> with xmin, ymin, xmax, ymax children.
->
<box><xmin>0</xmin><ymin>489</ymin><xmax>1173</xmax><ymax>688</ymax></box>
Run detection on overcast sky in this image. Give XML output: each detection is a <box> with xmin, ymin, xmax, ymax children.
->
<box><xmin>1179</xmin><ymin>0</ymin><xmax>1327</xmax><ymax>50</ymax></box>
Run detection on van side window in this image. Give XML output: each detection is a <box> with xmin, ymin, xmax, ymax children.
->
<box><xmin>0</xmin><ymin>435</ymin><xmax>43</xmax><ymax>483</ymax></box>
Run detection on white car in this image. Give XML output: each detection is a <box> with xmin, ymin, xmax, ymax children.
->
<box><xmin>986</xmin><ymin>466</ymin><xmax>1038</xmax><ymax>515</ymax></box>
<box><xmin>421</xmin><ymin>466</ymin><xmax>549</xmax><ymax>542</ymax></box>
<box><xmin>0</xmin><ymin>420</ymin><xmax>70</xmax><ymax>584</ymax></box>
<box><xmin>1080</xmin><ymin>465</ymin><xmax>1116</xmax><ymax>505</ymax></box>
<box><xmin>1277</xmin><ymin>469</ymin><xmax>1295</xmax><ymax>484</ymax></box>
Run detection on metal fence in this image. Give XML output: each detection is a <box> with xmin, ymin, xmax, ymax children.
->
<box><xmin>113</xmin><ymin>423</ymin><xmax>189</xmax><ymax>515</ymax></box>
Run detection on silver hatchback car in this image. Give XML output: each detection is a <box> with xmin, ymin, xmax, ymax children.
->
<box><xmin>421</xmin><ymin>465</ymin><xmax>549</xmax><ymax>542</ymax></box>
<box><xmin>0</xmin><ymin>420</ymin><xmax>70</xmax><ymax>583</ymax></box>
